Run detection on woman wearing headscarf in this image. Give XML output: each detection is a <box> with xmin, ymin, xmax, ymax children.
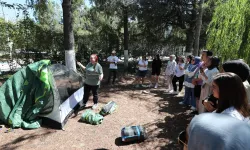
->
<box><xmin>165</xmin><ymin>54</ymin><xmax>177</xmax><ymax>92</ymax></box>
<box><xmin>179</xmin><ymin>56</ymin><xmax>201</xmax><ymax>110</ymax></box>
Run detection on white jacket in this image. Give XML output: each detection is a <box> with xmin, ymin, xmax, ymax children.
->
<box><xmin>165</xmin><ymin>60</ymin><xmax>177</xmax><ymax>75</ymax></box>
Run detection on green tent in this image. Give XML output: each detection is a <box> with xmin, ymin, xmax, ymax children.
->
<box><xmin>0</xmin><ymin>60</ymin><xmax>84</xmax><ymax>129</ymax></box>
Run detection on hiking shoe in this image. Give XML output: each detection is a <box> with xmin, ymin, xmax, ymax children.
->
<box><xmin>170</xmin><ymin>91</ymin><xmax>178</xmax><ymax>94</ymax></box>
<box><xmin>154</xmin><ymin>83</ymin><xmax>158</xmax><ymax>89</ymax></box>
<box><xmin>92</xmin><ymin>104</ymin><xmax>98</xmax><ymax>110</ymax></box>
<box><xmin>190</xmin><ymin>106</ymin><xmax>196</xmax><ymax>110</ymax></box>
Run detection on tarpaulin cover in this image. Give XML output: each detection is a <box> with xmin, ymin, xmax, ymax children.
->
<box><xmin>0</xmin><ymin>60</ymin><xmax>52</xmax><ymax>129</ymax></box>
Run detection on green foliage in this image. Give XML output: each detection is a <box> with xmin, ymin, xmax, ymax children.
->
<box><xmin>207</xmin><ymin>0</ymin><xmax>250</xmax><ymax>63</ymax></box>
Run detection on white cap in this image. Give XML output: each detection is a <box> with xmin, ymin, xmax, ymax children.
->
<box><xmin>112</xmin><ymin>50</ymin><xmax>116</xmax><ymax>54</ymax></box>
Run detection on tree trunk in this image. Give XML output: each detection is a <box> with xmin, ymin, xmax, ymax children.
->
<box><xmin>62</xmin><ymin>0</ymin><xmax>76</xmax><ymax>71</ymax></box>
<box><xmin>194</xmin><ymin>0</ymin><xmax>204</xmax><ymax>56</ymax></box>
<box><xmin>123</xmin><ymin>6</ymin><xmax>129</xmax><ymax>71</ymax></box>
<box><xmin>185</xmin><ymin>27</ymin><xmax>194</xmax><ymax>56</ymax></box>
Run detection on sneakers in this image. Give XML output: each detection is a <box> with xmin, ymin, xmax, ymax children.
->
<box><xmin>168</xmin><ymin>90</ymin><xmax>174</xmax><ymax>93</ymax></box>
<box><xmin>170</xmin><ymin>91</ymin><xmax>179</xmax><ymax>94</ymax></box>
<box><xmin>190</xmin><ymin>106</ymin><xmax>196</xmax><ymax>110</ymax></box>
<box><xmin>154</xmin><ymin>83</ymin><xmax>158</xmax><ymax>89</ymax></box>
<box><xmin>179</xmin><ymin>101</ymin><xmax>185</xmax><ymax>105</ymax></box>
<box><xmin>92</xmin><ymin>104</ymin><xmax>98</xmax><ymax>110</ymax></box>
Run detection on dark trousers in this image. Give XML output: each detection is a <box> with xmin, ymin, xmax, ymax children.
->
<box><xmin>172</xmin><ymin>75</ymin><xmax>185</xmax><ymax>92</ymax></box>
<box><xmin>82</xmin><ymin>83</ymin><xmax>99</xmax><ymax>105</ymax></box>
<box><xmin>107</xmin><ymin>69</ymin><xmax>117</xmax><ymax>84</ymax></box>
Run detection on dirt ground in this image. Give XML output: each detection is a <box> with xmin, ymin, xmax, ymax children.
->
<box><xmin>0</xmin><ymin>75</ymin><xmax>194</xmax><ymax>150</ymax></box>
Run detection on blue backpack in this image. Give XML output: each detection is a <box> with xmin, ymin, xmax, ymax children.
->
<box><xmin>121</xmin><ymin>125</ymin><xmax>148</xmax><ymax>142</ymax></box>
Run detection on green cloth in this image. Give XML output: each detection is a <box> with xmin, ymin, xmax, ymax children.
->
<box><xmin>84</xmin><ymin>63</ymin><xmax>103</xmax><ymax>86</ymax></box>
<box><xmin>0</xmin><ymin>60</ymin><xmax>52</xmax><ymax>129</ymax></box>
<box><xmin>81</xmin><ymin>109</ymin><xmax>104</xmax><ymax>125</ymax></box>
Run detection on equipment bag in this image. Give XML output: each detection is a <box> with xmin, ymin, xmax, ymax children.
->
<box><xmin>81</xmin><ymin>110</ymin><xmax>104</xmax><ymax>125</ymax></box>
<box><xmin>99</xmin><ymin>101</ymin><xmax>117</xmax><ymax>116</ymax></box>
<box><xmin>121</xmin><ymin>125</ymin><xmax>148</xmax><ymax>142</ymax></box>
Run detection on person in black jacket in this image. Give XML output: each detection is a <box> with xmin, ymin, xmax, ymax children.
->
<box><xmin>151</xmin><ymin>54</ymin><xmax>162</xmax><ymax>88</ymax></box>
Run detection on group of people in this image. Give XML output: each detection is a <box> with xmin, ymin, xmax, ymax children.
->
<box><xmin>170</xmin><ymin>50</ymin><xmax>250</xmax><ymax>150</ymax></box>
<box><xmin>164</xmin><ymin>50</ymin><xmax>220</xmax><ymax>113</ymax></box>
<box><xmin>75</xmin><ymin>50</ymin><xmax>250</xmax><ymax>149</ymax></box>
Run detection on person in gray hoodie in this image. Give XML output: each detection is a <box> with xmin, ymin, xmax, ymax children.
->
<box><xmin>187</xmin><ymin>113</ymin><xmax>250</xmax><ymax>150</ymax></box>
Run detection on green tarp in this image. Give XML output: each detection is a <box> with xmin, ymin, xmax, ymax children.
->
<box><xmin>81</xmin><ymin>110</ymin><xmax>104</xmax><ymax>125</ymax></box>
<box><xmin>0</xmin><ymin>60</ymin><xmax>52</xmax><ymax>129</ymax></box>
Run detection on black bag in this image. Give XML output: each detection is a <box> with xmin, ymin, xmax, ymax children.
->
<box><xmin>121</xmin><ymin>125</ymin><xmax>148</xmax><ymax>142</ymax></box>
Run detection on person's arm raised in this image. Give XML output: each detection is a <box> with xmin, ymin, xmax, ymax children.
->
<box><xmin>77</xmin><ymin>62</ymin><xmax>86</xmax><ymax>70</ymax></box>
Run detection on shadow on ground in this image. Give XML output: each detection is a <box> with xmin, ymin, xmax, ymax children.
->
<box><xmin>0</xmin><ymin>130</ymin><xmax>55</xmax><ymax>150</ymax></box>
<box><xmin>143</xmin><ymin>90</ymin><xmax>194</xmax><ymax>150</ymax></box>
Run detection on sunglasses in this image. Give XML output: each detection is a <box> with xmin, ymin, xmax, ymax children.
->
<box><xmin>178</xmin><ymin>130</ymin><xmax>188</xmax><ymax>147</ymax></box>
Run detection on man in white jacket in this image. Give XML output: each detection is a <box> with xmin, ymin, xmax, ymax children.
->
<box><xmin>165</xmin><ymin>55</ymin><xmax>177</xmax><ymax>92</ymax></box>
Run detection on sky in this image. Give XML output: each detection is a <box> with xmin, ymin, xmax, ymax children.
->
<box><xmin>0</xmin><ymin>0</ymin><xmax>91</xmax><ymax>22</ymax></box>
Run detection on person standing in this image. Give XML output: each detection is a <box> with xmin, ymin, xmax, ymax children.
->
<box><xmin>77</xmin><ymin>54</ymin><xmax>103</xmax><ymax>110</ymax></box>
<box><xmin>107</xmin><ymin>50</ymin><xmax>119</xmax><ymax>84</ymax></box>
<box><xmin>198</xmin><ymin>56</ymin><xmax>219</xmax><ymax>114</ymax></box>
<box><xmin>171</xmin><ymin>56</ymin><xmax>185</xmax><ymax>94</ymax></box>
<box><xmin>151</xmin><ymin>54</ymin><xmax>162</xmax><ymax>88</ymax></box>
<box><xmin>192</xmin><ymin>50</ymin><xmax>213</xmax><ymax>113</ymax></box>
<box><xmin>179</xmin><ymin>56</ymin><xmax>201</xmax><ymax>111</ymax></box>
<box><xmin>165</xmin><ymin>54</ymin><xmax>176</xmax><ymax>92</ymax></box>
<box><xmin>134</xmin><ymin>56</ymin><xmax>148</xmax><ymax>88</ymax></box>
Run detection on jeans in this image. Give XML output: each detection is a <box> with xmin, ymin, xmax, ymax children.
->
<box><xmin>107</xmin><ymin>69</ymin><xmax>117</xmax><ymax>84</ymax></box>
<box><xmin>183</xmin><ymin>87</ymin><xmax>196</xmax><ymax>107</ymax></box>
<box><xmin>172</xmin><ymin>75</ymin><xmax>184</xmax><ymax>92</ymax></box>
<box><xmin>81</xmin><ymin>83</ymin><xmax>99</xmax><ymax>106</ymax></box>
